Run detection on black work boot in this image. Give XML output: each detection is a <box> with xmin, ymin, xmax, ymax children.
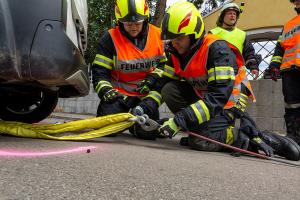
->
<box><xmin>259</xmin><ymin>130</ymin><xmax>300</xmax><ymax>161</ymax></box>
<box><xmin>285</xmin><ymin>116</ymin><xmax>300</xmax><ymax>145</ymax></box>
<box><xmin>180</xmin><ymin>137</ymin><xmax>189</xmax><ymax>146</ymax></box>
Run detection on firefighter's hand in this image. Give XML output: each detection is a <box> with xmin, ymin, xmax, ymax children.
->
<box><xmin>251</xmin><ymin>137</ymin><xmax>274</xmax><ymax>157</ymax></box>
<box><xmin>251</xmin><ymin>69</ymin><xmax>259</xmax><ymax>80</ymax></box>
<box><xmin>233</xmin><ymin>130</ymin><xmax>250</xmax><ymax>150</ymax></box>
<box><xmin>229</xmin><ymin>97</ymin><xmax>248</xmax><ymax>119</ymax></box>
<box><xmin>101</xmin><ymin>88</ymin><xmax>120</xmax><ymax>104</ymax></box>
<box><xmin>158</xmin><ymin>118</ymin><xmax>180</xmax><ymax>138</ymax></box>
<box><xmin>136</xmin><ymin>77</ymin><xmax>156</xmax><ymax>94</ymax></box>
<box><xmin>269</xmin><ymin>66</ymin><xmax>280</xmax><ymax>82</ymax></box>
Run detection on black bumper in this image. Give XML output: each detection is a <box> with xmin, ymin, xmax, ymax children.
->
<box><xmin>0</xmin><ymin>0</ymin><xmax>89</xmax><ymax>97</ymax></box>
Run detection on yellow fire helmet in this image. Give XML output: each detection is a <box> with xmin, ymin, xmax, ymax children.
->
<box><xmin>217</xmin><ymin>3</ymin><xmax>241</xmax><ymax>26</ymax></box>
<box><xmin>115</xmin><ymin>0</ymin><xmax>150</xmax><ymax>23</ymax></box>
<box><xmin>161</xmin><ymin>1</ymin><xmax>205</xmax><ymax>40</ymax></box>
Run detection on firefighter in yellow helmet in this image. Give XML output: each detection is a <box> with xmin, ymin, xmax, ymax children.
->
<box><xmin>267</xmin><ymin>0</ymin><xmax>300</xmax><ymax>145</ymax></box>
<box><xmin>210</xmin><ymin>2</ymin><xmax>262</xmax><ymax>80</ymax></box>
<box><xmin>156</xmin><ymin>1</ymin><xmax>300</xmax><ymax>160</ymax></box>
<box><xmin>91</xmin><ymin>0</ymin><xmax>166</xmax><ymax>140</ymax></box>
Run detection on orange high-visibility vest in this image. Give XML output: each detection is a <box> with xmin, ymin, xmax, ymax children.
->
<box><xmin>171</xmin><ymin>34</ymin><xmax>255</xmax><ymax>109</ymax></box>
<box><xmin>280</xmin><ymin>15</ymin><xmax>300</xmax><ymax>70</ymax></box>
<box><xmin>108</xmin><ymin>24</ymin><xmax>165</xmax><ymax>96</ymax></box>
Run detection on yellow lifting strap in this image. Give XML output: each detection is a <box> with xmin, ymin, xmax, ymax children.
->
<box><xmin>0</xmin><ymin>113</ymin><xmax>135</xmax><ymax>140</ymax></box>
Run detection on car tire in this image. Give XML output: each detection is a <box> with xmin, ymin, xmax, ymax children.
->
<box><xmin>0</xmin><ymin>91</ymin><xmax>58</xmax><ymax>123</ymax></box>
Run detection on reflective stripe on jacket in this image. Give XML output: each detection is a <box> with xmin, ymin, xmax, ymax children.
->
<box><xmin>226</xmin><ymin>42</ymin><xmax>256</xmax><ymax>105</ymax></box>
<box><xmin>280</xmin><ymin>15</ymin><xmax>300</xmax><ymax>70</ymax></box>
<box><xmin>109</xmin><ymin>24</ymin><xmax>166</xmax><ymax>96</ymax></box>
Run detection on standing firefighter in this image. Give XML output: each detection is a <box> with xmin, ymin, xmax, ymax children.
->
<box><xmin>156</xmin><ymin>1</ymin><xmax>300</xmax><ymax>161</ymax></box>
<box><xmin>91</xmin><ymin>0</ymin><xmax>166</xmax><ymax>140</ymax></box>
<box><xmin>210</xmin><ymin>2</ymin><xmax>261</xmax><ymax>80</ymax></box>
<box><xmin>268</xmin><ymin>0</ymin><xmax>300</xmax><ymax>145</ymax></box>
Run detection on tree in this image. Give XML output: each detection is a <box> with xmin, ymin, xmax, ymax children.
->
<box><xmin>200</xmin><ymin>0</ymin><xmax>227</xmax><ymax>16</ymax></box>
<box><xmin>85</xmin><ymin>0</ymin><xmax>114</xmax><ymax>64</ymax></box>
<box><xmin>189</xmin><ymin>0</ymin><xmax>204</xmax><ymax>9</ymax></box>
<box><xmin>151</xmin><ymin>0</ymin><xmax>167</xmax><ymax>27</ymax></box>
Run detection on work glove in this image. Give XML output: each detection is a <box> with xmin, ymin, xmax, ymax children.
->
<box><xmin>269</xmin><ymin>65</ymin><xmax>281</xmax><ymax>81</ymax></box>
<box><xmin>246</xmin><ymin>55</ymin><xmax>262</xmax><ymax>80</ymax></box>
<box><xmin>158</xmin><ymin>118</ymin><xmax>181</xmax><ymax>138</ymax></box>
<box><xmin>233</xmin><ymin>130</ymin><xmax>250</xmax><ymax>150</ymax></box>
<box><xmin>226</xmin><ymin>98</ymin><xmax>247</xmax><ymax>120</ymax></box>
<box><xmin>101</xmin><ymin>88</ymin><xmax>120</xmax><ymax>104</ymax></box>
<box><xmin>136</xmin><ymin>77</ymin><xmax>156</xmax><ymax>94</ymax></box>
<box><xmin>251</xmin><ymin>137</ymin><xmax>274</xmax><ymax>157</ymax></box>
<box><xmin>239</xmin><ymin>114</ymin><xmax>260</xmax><ymax>138</ymax></box>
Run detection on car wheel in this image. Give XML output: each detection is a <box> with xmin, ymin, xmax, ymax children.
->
<box><xmin>0</xmin><ymin>91</ymin><xmax>58</xmax><ymax>123</ymax></box>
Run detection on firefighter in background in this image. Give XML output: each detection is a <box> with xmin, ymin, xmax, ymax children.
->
<box><xmin>91</xmin><ymin>0</ymin><xmax>166</xmax><ymax>140</ymax></box>
<box><xmin>268</xmin><ymin>0</ymin><xmax>300</xmax><ymax>145</ymax></box>
<box><xmin>210</xmin><ymin>2</ymin><xmax>261</xmax><ymax>80</ymax></box>
<box><xmin>156</xmin><ymin>1</ymin><xmax>300</xmax><ymax>161</ymax></box>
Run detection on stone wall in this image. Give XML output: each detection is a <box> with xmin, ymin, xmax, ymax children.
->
<box><xmin>56</xmin><ymin>79</ymin><xmax>286</xmax><ymax>133</ymax></box>
<box><xmin>246</xmin><ymin>79</ymin><xmax>285</xmax><ymax>133</ymax></box>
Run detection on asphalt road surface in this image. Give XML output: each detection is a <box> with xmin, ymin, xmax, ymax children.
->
<box><xmin>0</xmin><ymin>115</ymin><xmax>299</xmax><ymax>200</ymax></box>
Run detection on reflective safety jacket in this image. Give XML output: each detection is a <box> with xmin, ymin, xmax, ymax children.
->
<box><xmin>280</xmin><ymin>15</ymin><xmax>300</xmax><ymax>70</ymax></box>
<box><xmin>273</xmin><ymin>15</ymin><xmax>300</xmax><ymax>71</ymax></box>
<box><xmin>210</xmin><ymin>27</ymin><xmax>246</xmax><ymax>54</ymax></box>
<box><xmin>164</xmin><ymin>34</ymin><xmax>255</xmax><ymax>125</ymax></box>
<box><xmin>210</xmin><ymin>27</ymin><xmax>259</xmax><ymax>71</ymax></box>
<box><xmin>92</xmin><ymin>24</ymin><xmax>166</xmax><ymax>104</ymax></box>
<box><xmin>109</xmin><ymin>25</ymin><xmax>165</xmax><ymax>96</ymax></box>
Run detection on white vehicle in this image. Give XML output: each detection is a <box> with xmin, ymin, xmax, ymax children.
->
<box><xmin>0</xmin><ymin>0</ymin><xmax>90</xmax><ymax>123</ymax></box>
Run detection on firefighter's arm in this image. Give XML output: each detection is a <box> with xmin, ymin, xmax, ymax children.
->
<box><xmin>136</xmin><ymin>52</ymin><xmax>178</xmax><ymax>94</ymax></box>
<box><xmin>268</xmin><ymin>33</ymin><xmax>285</xmax><ymax>81</ymax></box>
<box><xmin>269</xmin><ymin>42</ymin><xmax>284</xmax><ymax>68</ymax></box>
<box><xmin>136</xmin><ymin>54</ymin><xmax>167</xmax><ymax>94</ymax></box>
<box><xmin>155</xmin><ymin>59</ymin><xmax>182</xmax><ymax>94</ymax></box>
<box><xmin>243</xmin><ymin>36</ymin><xmax>261</xmax><ymax>79</ymax></box>
<box><xmin>91</xmin><ymin>32</ymin><xmax>120</xmax><ymax>103</ymax></box>
<box><xmin>173</xmin><ymin>41</ymin><xmax>235</xmax><ymax>130</ymax></box>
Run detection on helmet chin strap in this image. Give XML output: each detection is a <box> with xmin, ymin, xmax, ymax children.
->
<box><xmin>223</xmin><ymin>21</ymin><xmax>236</xmax><ymax>29</ymax></box>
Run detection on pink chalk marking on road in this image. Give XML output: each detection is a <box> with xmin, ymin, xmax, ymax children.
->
<box><xmin>0</xmin><ymin>146</ymin><xmax>97</xmax><ymax>157</ymax></box>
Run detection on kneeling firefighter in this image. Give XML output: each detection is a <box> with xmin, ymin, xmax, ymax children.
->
<box><xmin>155</xmin><ymin>1</ymin><xmax>300</xmax><ymax>160</ymax></box>
<box><xmin>91</xmin><ymin>0</ymin><xmax>166</xmax><ymax>140</ymax></box>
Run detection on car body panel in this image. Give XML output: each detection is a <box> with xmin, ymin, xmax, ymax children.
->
<box><xmin>0</xmin><ymin>0</ymin><xmax>89</xmax><ymax>122</ymax></box>
<box><xmin>0</xmin><ymin>0</ymin><xmax>89</xmax><ymax>97</ymax></box>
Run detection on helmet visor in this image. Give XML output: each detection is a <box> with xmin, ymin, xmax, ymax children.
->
<box><xmin>122</xmin><ymin>20</ymin><xmax>144</xmax><ymax>27</ymax></box>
